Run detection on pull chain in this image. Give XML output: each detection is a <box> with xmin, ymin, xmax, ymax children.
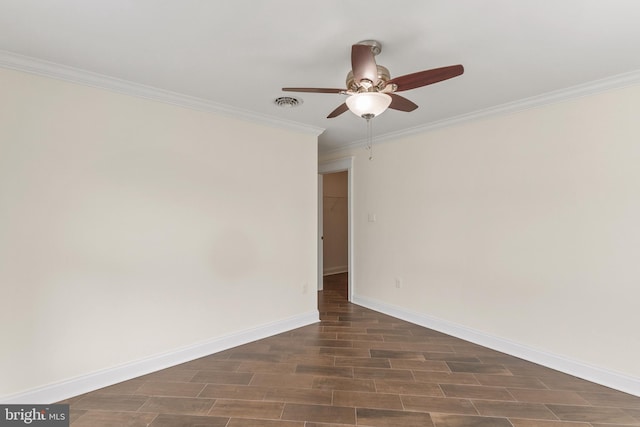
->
<box><xmin>363</xmin><ymin>113</ymin><xmax>374</xmax><ymax>161</ymax></box>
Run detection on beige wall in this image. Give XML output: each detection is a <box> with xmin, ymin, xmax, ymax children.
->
<box><xmin>322</xmin><ymin>171</ymin><xmax>348</xmax><ymax>275</ymax></box>
<box><xmin>0</xmin><ymin>68</ymin><xmax>318</xmax><ymax>398</ymax></box>
<box><xmin>321</xmin><ymin>84</ymin><xmax>640</xmax><ymax>387</ymax></box>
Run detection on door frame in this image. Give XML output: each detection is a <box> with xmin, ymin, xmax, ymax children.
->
<box><xmin>318</xmin><ymin>157</ymin><xmax>354</xmax><ymax>301</ymax></box>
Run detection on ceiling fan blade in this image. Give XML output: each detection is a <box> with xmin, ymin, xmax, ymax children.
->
<box><xmin>282</xmin><ymin>87</ymin><xmax>345</xmax><ymax>94</ymax></box>
<box><xmin>327</xmin><ymin>103</ymin><xmax>349</xmax><ymax>118</ymax></box>
<box><xmin>388</xmin><ymin>93</ymin><xmax>418</xmax><ymax>112</ymax></box>
<box><xmin>351</xmin><ymin>44</ymin><xmax>379</xmax><ymax>84</ymax></box>
<box><xmin>388</xmin><ymin>64</ymin><xmax>464</xmax><ymax>92</ymax></box>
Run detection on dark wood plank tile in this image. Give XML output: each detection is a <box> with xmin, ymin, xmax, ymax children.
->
<box><xmin>250</xmin><ymin>373</ymin><xmax>315</xmax><ymax>388</ymax></box>
<box><xmin>374</xmin><ymin>379</ymin><xmax>443</xmax><ymax>397</ymax></box>
<box><xmin>73</xmin><ymin>394</ymin><xmax>149</xmax><ymax>411</ymax></box>
<box><xmin>369</xmin><ymin>349</ymin><xmax>426</xmax><ymax>360</ymax></box>
<box><xmin>281</xmin><ymin>403</ymin><xmax>355</xmax><ymax>424</ymax></box>
<box><xmin>472</xmin><ymin>400</ymin><xmax>558</xmax><ymax>419</ymax></box>
<box><xmin>424</xmin><ymin>353</ymin><xmax>481</xmax><ymax>363</ymax></box>
<box><xmin>136</xmin><ymin>381</ymin><xmax>206</xmax><ymax>397</ymax></box>
<box><xmin>226</xmin><ymin>419</ymin><xmax>304</xmax><ymax>427</ymax></box>
<box><xmin>236</xmin><ymin>361</ymin><xmax>296</xmax><ymax>374</ymax></box>
<box><xmin>72</xmin><ymin>411</ymin><xmax>157</xmax><ymax>427</ymax></box>
<box><xmin>304</xmin><ymin>423</ymin><xmax>358</xmax><ymax>427</ymax></box>
<box><xmin>446</xmin><ymin>361</ymin><xmax>511</xmax><ymax>375</ymax></box>
<box><xmin>68</xmin><ymin>408</ymin><xmax>87</xmax><ymax>424</ymax></box>
<box><xmin>289</xmin><ymin>331</ymin><xmax>337</xmax><ymax>340</ymax></box>
<box><xmin>208</xmin><ymin>399</ymin><xmax>285</xmax><ymax>419</ymax></box>
<box><xmin>198</xmin><ymin>384</ymin><xmax>267</xmax><ymax>400</ymax></box>
<box><xmin>149</xmin><ymin>414</ymin><xmax>229</xmax><ymax>427</ymax></box>
<box><xmin>263</xmin><ymin>387</ymin><xmax>333</xmax><ymax>405</ymax></box>
<box><xmin>356</xmin><ymin>408</ymin><xmax>434</xmax><ymax>427</ymax></box>
<box><xmin>380</xmin><ymin>334</ymin><xmax>440</xmax><ymax>343</ymax></box>
<box><xmin>546</xmin><ymin>404</ymin><xmax>640</xmax><ymax>424</ymax></box>
<box><xmin>591</xmin><ymin>424</ymin><xmax>640</xmax><ymax>427</ymax></box>
<box><xmin>509</xmin><ymin>420</ymin><xmax>591</xmax><ymax>427</ymax></box>
<box><xmin>388</xmin><ymin>359</ymin><xmax>450</xmax><ymax>372</ymax></box>
<box><xmin>625</xmin><ymin>407</ymin><xmax>640</xmax><ymax>420</ymax></box>
<box><xmin>305</xmin><ymin>339</ymin><xmax>354</xmax><ymax>348</ymax></box>
<box><xmin>367</xmin><ymin>328</ymin><xmax>413</xmax><ymax>336</ymax></box>
<box><xmin>324</xmin><ymin>326</ymin><xmax>367</xmax><ymax>333</ymax></box>
<box><xmin>400</xmin><ymin>395</ymin><xmax>478</xmax><ymax>415</ymax></box>
<box><xmin>190</xmin><ymin>370</ymin><xmax>254</xmax><ymax>385</ymax></box>
<box><xmin>537</xmin><ymin>374</ymin><xmax>614</xmax><ymax>393</ymax></box>
<box><xmin>333</xmin><ymin>390</ymin><xmax>403</xmax><ymax>410</ymax></box>
<box><xmin>577</xmin><ymin>390</ymin><xmax>640</xmax><ymax>408</ymax></box>
<box><xmin>337</xmin><ymin>333</ymin><xmax>384</xmax><ymax>341</ymax></box>
<box><xmin>440</xmin><ymin>384</ymin><xmax>514</xmax><ymax>400</ymax></box>
<box><xmin>474</xmin><ymin>374</ymin><xmax>547</xmax><ymax>389</ymax></box>
<box><xmin>338</xmin><ymin>315</ymin><xmax>380</xmax><ymax>322</ymax></box>
<box><xmin>228</xmin><ymin>352</ymin><xmax>282</xmax><ymax>363</ymax></box>
<box><xmin>138</xmin><ymin>396</ymin><xmax>215</xmax><ymax>415</ymax></box>
<box><xmin>295</xmin><ymin>364</ymin><xmax>353</xmax><ymax>378</ymax></box>
<box><xmin>311</xmin><ymin>377</ymin><xmax>376</xmax><ymax>392</ymax></box>
<box><xmin>318</xmin><ymin>347</ymin><xmax>371</xmax><ymax>357</ymax></box>
<box><xmin>319</xmin><ymin>321</ymin><xmax>351</xmax><ymax>327</ymax></box>
<box><xmin>335</xmin><ymin>357</ymin><xmax>391</xmax><ymax>368</ymax></box>
<box><xmin>507</xmin><ymin>388</ymin><xmax>590</xmax><ymax>405</ymax></box>
<box><xmin>430</xmin><ymin>414</ymin><xmax>512</xmax><ymax>427</ymax></box>
<box><xmin>353</xmin><ymin>367</ymin><xmax>414</xmax><ymax>381</ymax></box>
<box><xmin>380</xmin><ymin>342</ymin><xmax>455</xmax><ymax>353</ymax></box>
<box><xmin>412</xmin><ymin>371</ymin><xmax>479</xmax><ymax>385</ymax></box>
<box><xmin>281</xmin><ymin>354</ymin><xmax>336</xmax><ymax>366</ymax></box>
<box><xmin>450</xmin><ymin>345</ymin><xmax>505</xmax><ymax>357</ymax></box>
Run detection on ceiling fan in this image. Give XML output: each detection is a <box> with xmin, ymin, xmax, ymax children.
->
<box><xmin>282</xmin><ymin>40</ymin><xmax>464</xmax><ymax>119</ymax></box>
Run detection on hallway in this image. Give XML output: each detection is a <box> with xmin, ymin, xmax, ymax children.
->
<box><xmin>64</xmin><ymin>273</ymin><xmax>640</xmax><ymax>426</ymax></box>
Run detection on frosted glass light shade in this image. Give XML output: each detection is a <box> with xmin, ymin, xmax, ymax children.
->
<box><xmin>346</xmin><ymin>92</ymin><xmax>392</xmax><ymax>118</ymax></box>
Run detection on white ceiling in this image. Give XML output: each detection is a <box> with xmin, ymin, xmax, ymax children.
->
<box><xmin>2</xmin><ymin>0</ymin><xmax>640</xmax><ymax>152</ymax></box>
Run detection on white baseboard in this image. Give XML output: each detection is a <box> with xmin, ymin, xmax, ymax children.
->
<box><xmin>2</xmin><ymin>310</ymin><xmax>319</xmax><ymax>404</ymax></box>
<box><xmin>352</xmin><ymin>295</ymin><xmax>640</xmax><ymax>397</ymax></box>
<box><xmin>323</xmin><ymin>265</ymin><xmax>348</xmax><ymax>276</ymax></box>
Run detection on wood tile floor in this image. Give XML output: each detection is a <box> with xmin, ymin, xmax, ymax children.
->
<box><xmin>62</xmin><ymin>273</ymin><xmax>640</xmax><ymax>426</ymax></box>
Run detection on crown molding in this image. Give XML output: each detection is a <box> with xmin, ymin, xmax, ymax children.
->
<box><xmin>322</xmin><ymin>68</ymin><xmax>640</xmax><ymax>155</ymax></box>
<box><xmin>0</xmin><ymin>50</ymin><xmax>324</xmax><ymax>137</ymax></box>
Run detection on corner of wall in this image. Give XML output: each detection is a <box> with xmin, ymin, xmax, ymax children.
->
<box><xmin>352</xmin><ymin>294</ymin><xmax>640</xmax><ymax>397</ymax></box>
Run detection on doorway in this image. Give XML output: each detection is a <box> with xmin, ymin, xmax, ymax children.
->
<box><xmin>318</xmin><ymin>157</ymin><xmax>354</xmax><ymax>301</ymax></box>
<box><xmin>322</xmin><ymin>171</ymin><xmax>348</xmax><ymax>298</ymax></box>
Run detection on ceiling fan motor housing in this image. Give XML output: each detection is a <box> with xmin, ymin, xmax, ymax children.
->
<box><xmin>346</xmin><ymin>65</ymin><xmax>391</xmax><ymax>92</ymax></box>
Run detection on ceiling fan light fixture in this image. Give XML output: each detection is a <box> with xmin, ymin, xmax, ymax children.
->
<box><xmin>345</xmin><ymin>92</ymin><xmax>392</xmax><ymax>118</ymax></box>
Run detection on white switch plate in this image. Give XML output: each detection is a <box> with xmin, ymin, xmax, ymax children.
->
<box><xmin>368</xmin><ymin>213</ymin><xmax>377</xmax><ymax>222</ymax></box>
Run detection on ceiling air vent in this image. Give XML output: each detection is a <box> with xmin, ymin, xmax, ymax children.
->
<box><xmin>274</xmin><ymin>96</ymin><xmax>302</xmax><ymax>108</ymax></box>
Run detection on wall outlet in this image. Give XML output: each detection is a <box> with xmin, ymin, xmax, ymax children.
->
<box><xmin>395</xmin><ymin>278</ymin><xmax>402</xmax><ymax>289</ymax></box>
<box><xmin>302</xmin><ymin>282</ymin><xmax>309</xmax><ymax>294</ymax></box>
